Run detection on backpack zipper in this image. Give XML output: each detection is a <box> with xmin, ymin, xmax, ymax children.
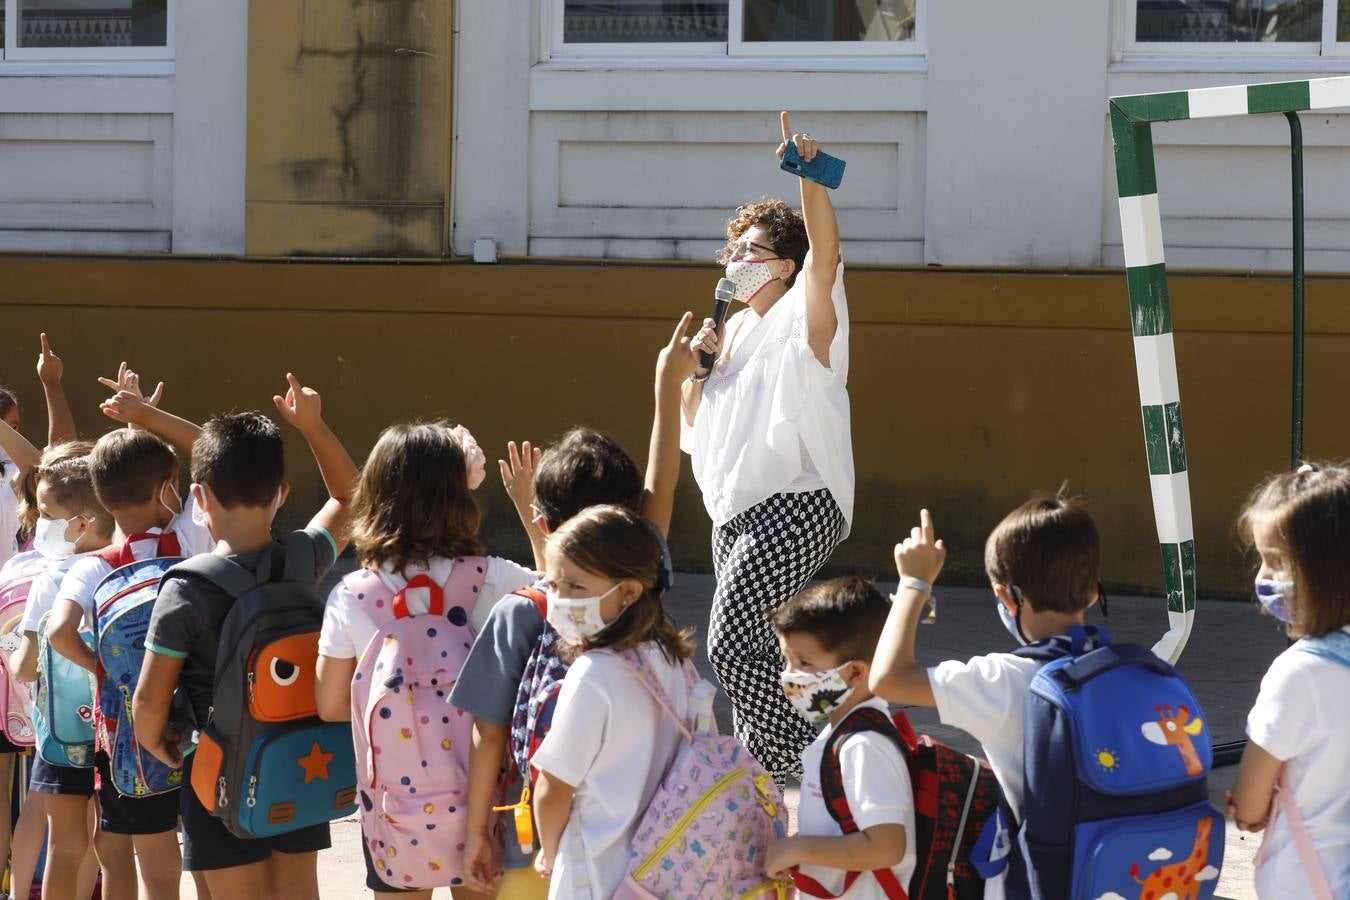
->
<box><xmin>741</xmin><ymin>878</ymin><xmax>794</xmax><ymax>899</ymax></box>
<box><xmin>947</xmin><ymin>758</ymin><xmax>982</xmax><ymax>896</ymax></box>
<box><xmin>632</xmin><ymin>767</ymin><xmax>746</xmax><ymax>880</ymax></box>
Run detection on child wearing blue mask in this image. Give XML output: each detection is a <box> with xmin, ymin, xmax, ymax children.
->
<box><xmin>1230</xmin><ymin>464</ymin><xmax>1350</xmax><ymax>899</ymax></box>
<box><xmin>868</xmin><ymin>499</ymin><xmax>1102</xmax><ymax>896</ymax></box>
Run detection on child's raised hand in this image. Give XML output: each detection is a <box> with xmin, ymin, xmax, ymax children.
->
<box><xmin>98</xmin><ymin>361</ymin><xmax>164</xmax><ymax>410</ymax></box>
<box><xmin>100</xmin><ymin>390</ymin><xmax>154</xmax><ymax>426</ymax></box>
<box><xmin>656</xmin><ymin>311</ymin><xmax>697</xmax><ymax>392</ymax></box>
<box><xmin>499</xmin><ymin>440</ymin><xmax>541</xmax><ymax>515</ymax></box>
<box><xmin>272</xmin><ymin>373</ymin><xmax>323</xmax><ymax>433</ymax></box>
<box><xmin>35</xmin><ymin>333</ymin><xmax>64</xmax><ymax>386</ymax></box>
<box><xmin>894</xmin><ymin>508</ymin><xmax>947</xmax><ymax>585</ymax></box>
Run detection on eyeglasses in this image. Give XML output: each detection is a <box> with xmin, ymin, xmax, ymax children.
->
<box><xmin>729</xmin><ymin>238</ymin><xmax>781</xmax><ymax>260</ymax></box>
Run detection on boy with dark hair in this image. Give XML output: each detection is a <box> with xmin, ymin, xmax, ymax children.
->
<box><xmin>447</xmin><ymin>314</ymin><xmax>696</xmax><ymax>897</ymax></box>
<box><xmin>870</xmin><ymin>500</ymin><xmax>1102</xmax><ymax>891</ymax></box>
<box><xmin>763</xmin><ymin>576</ymin><xmax>914</xmax><ymax>897</ymax></box>
<box><xmin>130</xmin><ymin>374</ymin><xmax>358</xmax><ymax>899</ymax></box>
<box><xmin>41</xmin><ymin>371</ymin><xmax>211</xmax><ymax>900</ymax></box>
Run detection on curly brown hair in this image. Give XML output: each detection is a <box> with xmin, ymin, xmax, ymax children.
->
<box><xmin>350</xmin><ymin>421</ymin><xmax>485</xmax><ymax>573</ymax></box>
<box><xmin>716</xmin><ymin>198</ymin><xmax>809</xmax><ymax>288</ymax></box>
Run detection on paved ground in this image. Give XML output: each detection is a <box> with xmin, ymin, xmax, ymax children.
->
<box><xmin>168</xmin><ymin>571</ymin><xmax>1281</xmax><ymax>898</ymax></box>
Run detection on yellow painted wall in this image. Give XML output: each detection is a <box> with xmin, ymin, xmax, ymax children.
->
<box><xmin>2</xmin><ymin>256</ymin><xmax>1346</xmax><ymax>598</ymax></box>
<box><xmin>245</xmin><ymin>0</ymin><xmax>452</xmax><ymax>257</ymax></box>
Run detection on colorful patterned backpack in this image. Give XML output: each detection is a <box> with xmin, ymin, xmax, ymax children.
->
<box><xmin>606</xmin><ymin>647</ymin><xmax>791</xmax><ymax>900</ymax></box>
<box><xmin>507</xmin><ymin>584</ymin><xmax>562</xmax><ymax>787</ymax></box>
<box><xmin>35</xmin><ymin>599</ymin><xmax>96</xmax><ymax>768</ymax></box>
<box><xmin>344</xmin><ymin>558</ymin><xmax>488</xmax><ymax>891</ymax></box>
<box><xmin>0</xmin><ymin>551</ymin><xmax>48</xmax><ymax>747</ymax></box>
<box><xmin>794</xmin><ymin>705</ymin><xmax>1000</xmax><ymax>900</ymax></box>
<box><xmin>176</xmin><ymin>537</ymin><xmax>357</xmax><ymax>838</ymax></box>
<box><xmin>995</xmin><ymin>626</ymin><xmax>1224</xmax><ymax>900</ymax></box>
<box><xmin>92</xmin><ymin>533</ymin><xmax>185</xmax><ymax>797</ymax></box>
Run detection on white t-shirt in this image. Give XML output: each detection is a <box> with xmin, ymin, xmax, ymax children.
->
<box><xmin>1246</xmin><ymin>630</ymin><xmax>1350</xmax><ymax>899</ymax></box>
<box><xmin>797</xmin><ymin>698</ymin><xmax>916</xmax><ymax>899</ymax></box>
<box><xmin>531</xmin><ymin>643</ymin><xmax>689</xmax><ymax>900</ymax></box>
<box><xmin>54</xmin><ymin>500</ymin><xmax>215</xmax><ymax>629</ymax></box>
<box><xmin>682</xmin><ymin>261</ymin><xmax>855</xmax><ymax>536</ymax></box>
<box><xmin>318</xmin><ymin>555</ymin><xmax>535</xmax><ymax>660</ymax></box>
<box><xmin>19</xmin><ymin>550</ymin><xmax>101</xmax><ymax>634</ymax></box>
<box><xmin>929</xmin><ymin>651</ymin><xmax>1044</xmax><ymax>822</ymax></box>
<box><xmin>0</xmin><ymin>479</ymin><xmax>21</xmax><ymax>571</ymax></box>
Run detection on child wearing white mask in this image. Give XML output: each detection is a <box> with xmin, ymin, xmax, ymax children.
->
<box><xmin>1230</xmin><ymin>464</ymin><xmax>1350</xmax><ymax>900</ymax></box>
<box><xmin>4</xmin><ymin>441</ymin><xmax>113</xmax><ymax>900</ymax></box>
<box><xmin>765</xmin><ymin>576</ymin><xmax>914</xmax><ymax>899</ymax></box>
<box><xmin>529</xmin><ymin>504</ymin><xmax>693</xmax><ymax>899</ymax></box>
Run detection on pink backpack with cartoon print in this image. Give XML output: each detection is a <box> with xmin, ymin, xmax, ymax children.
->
<box><xmin>603</xmin><ymin>648</ymin><xmax>792</xmax><ymax>900</ymax></box>
<box><xmin>344</xmin><ymin>558</ymin><xmax>488</xmax><ymax>891</ymax></box>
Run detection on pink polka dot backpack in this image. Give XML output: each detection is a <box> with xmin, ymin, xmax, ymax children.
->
<box><xmin>345</xmin><ymin>557</ymin><xmax>489</xmax><ymax>891</ymax></box>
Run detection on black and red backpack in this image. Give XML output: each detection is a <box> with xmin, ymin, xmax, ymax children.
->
<box><xmin>793</xmin><ymin>705</ymin><xmax>1002</xmax><ymax>900</ymax></box>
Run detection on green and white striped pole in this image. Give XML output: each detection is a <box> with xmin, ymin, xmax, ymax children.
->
<box><xmin>1109</xmin><ymin>76</ymin><xmax>1350</xmax><ymax>663</ymax></box>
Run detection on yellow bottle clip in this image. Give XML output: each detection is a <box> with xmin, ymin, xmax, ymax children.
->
<box><xmin>493</xmin><ymin>786</ymin><xmax>535</xmax><ymax>855</ymax></box>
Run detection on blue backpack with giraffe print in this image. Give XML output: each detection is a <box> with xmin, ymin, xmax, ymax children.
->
<box><xmin>986</xmin><ymin>626</ymin><xmax>1225</xmax><ymax>900</ymax></box>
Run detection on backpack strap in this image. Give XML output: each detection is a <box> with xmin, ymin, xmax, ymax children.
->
<box><xmin>515</xmin><ymin>585</ymin><xmax>547</xmax><ymax>619</ymax></box>
<box><xmin>164</xmin><ymin>551</ymin><xmax>260</xmax><ymax>599</ymax></box>
<box><xmin>590</xmin><ymin>648</ymin><xmax>697</xmax><ymax>743</ymax></box>
<box><xmin>99</xmin><ymin>531</ymin><xmax>184</xmax><ymax>570</ymax></box>
<box><xmin>1255</xmin><ymin>767</ymin><xmax>1334</xmax><ymax>900</ymax></box>
<box><xmin>793</xmin><ymin>706</ymin><xmax>909</xmax><ymax>900</ymax></box>
<box><xmin>441</xmin><ymin>555</ymin><xmax>489</xmax><ymax>623</ymax></box>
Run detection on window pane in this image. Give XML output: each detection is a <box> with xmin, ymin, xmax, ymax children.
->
<box><xmin>1135</xmin><ymin>0</ymin><xmax>1321</xmax><ymax>43</ymax></box>
<box><xmin>743</xmin><ymin>0</ymin><xmax>916</xmax><ymax>42</ymax></box>
<box><xmin>19</xmin><ymin>0</ymin><xmax>167</xmax><ymax>48</ymax></box>
<box><xmin>563</xmin><ymin>1</ymin><xmax>728</xmax><ymax>43</ymax></box>
<box><xmin>1340</xmin><ymin>0</ymin><xmax>1350</xmax><ymax>39</ymax></box>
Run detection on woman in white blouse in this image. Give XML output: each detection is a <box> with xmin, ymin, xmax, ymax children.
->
<box><xmin>680</xmin><ymin>114</ymin><xmax>855</xmax><ymax>780</ymax></box>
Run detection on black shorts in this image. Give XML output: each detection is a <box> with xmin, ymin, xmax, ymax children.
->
<box><xmin>29</xmin><ymin>754</ymin><xmax>94</xmax><ymax>796</ymax></box>
<box><xmin>95</xmin><ymin>752</ymin><xmax>179</xmax><ymax>835</ymax></box>
<box><xmin>362</xmin><ymin>837</ymin><xmax>420</xmax><ymax>893</ymax></box>
<box><xmin>179</xmin><ymin>752</ymin><xmax>331</xmax><ymax>872</ymax></box>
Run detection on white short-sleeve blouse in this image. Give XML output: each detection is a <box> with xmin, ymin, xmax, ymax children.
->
<box><xmin>681</xmin><ymin>260</ymin><xmax>855</xmax><ymax>537</ymax></box>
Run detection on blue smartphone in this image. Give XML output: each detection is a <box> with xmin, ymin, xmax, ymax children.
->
<box><xmin>780</xmin><ymin>143</ymin><xmax>846</xmax><ymax>190</ymax></box>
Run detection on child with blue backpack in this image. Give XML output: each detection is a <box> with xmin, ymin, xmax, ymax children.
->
<box><xmin>313</xmin><ymin>420</ymin><xmax>536</xmax><ymax>899</ymax></box>
<box><xmin>4</xmin><ymin>441</ymin><xmax>111</xmax><ymax>900</ymax></box>
<box><xmin>1230</xmin><ymin>463</ymin><xmax>1350</xmax><ymax>899</ymax></box>
<box><xmin>131</xmin><ymin>374</ymin><xmax>358</xmax><ymax>898</ymax></box>
<box><xmin>450</xmin><ymin>314</ymin><xmax>696</xmax><ymax>897</ymax></box>
<box><xmin>528</xmin><ymin>504</ymin><xmax>694</xmax><ymax>899</ymax></box>
<box><xmin>38</xmin><ymin>372</ymin><xmax>211</xmax><ymax>900</ymax></box>
<box><xmin>872</xmin><ymin>500</ymin><xmax>1222</xmax><ymax>900</ymax></box>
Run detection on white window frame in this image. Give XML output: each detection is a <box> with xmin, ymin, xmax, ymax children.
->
<box><xmin>1119</xmin><ymin>0</ymin><xmax>1350</xmax><ymax>62</ymax></box>
<box><xmin>544</xmin><ymin>0</ymin><xmax>925</xmax><ymax>62</ymax></box>
<box><xmin>2</xmin><ymin>0</ymin><xmax>174</xmax><ymax>63</ymax></box>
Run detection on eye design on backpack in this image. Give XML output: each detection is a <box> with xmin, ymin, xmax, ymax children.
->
<box><xmin>270</xmin><ymin>656</ymin><xmax>300</xmax><ymax>687</ymax></box>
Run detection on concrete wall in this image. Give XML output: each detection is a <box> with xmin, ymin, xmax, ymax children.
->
<box><xmin>2</xmin><ymin>255</ymin><xmax>1344</xmax><ymax>600</ymax></box>
<box><xmin>243</xmin><ymin>0</ymin><xmax>453</xmax><ymax>257</ymax></box>
<box><xmin>448</xmin><ymin>4</ymin><xmax>1350</xmax><ymax>271</ymax></box>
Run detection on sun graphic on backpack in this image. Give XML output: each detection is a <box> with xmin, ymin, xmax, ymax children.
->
<box><xmin>1094</xmin><ymin>747</ymin><xmax>1121</xmax><ymax>773</ymax></box>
